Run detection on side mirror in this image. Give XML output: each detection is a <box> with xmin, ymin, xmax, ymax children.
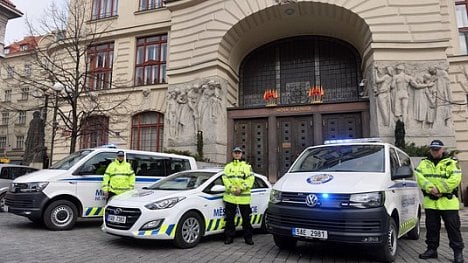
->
<box><xmin>392</xmin><ymin>165</ymin><xmax>413</xmax><ymax>180</ymax></box>
<box><xmin>210</xmin><ymin>185</ymin><xmax>225</xmax><ymax>193</ymax></box>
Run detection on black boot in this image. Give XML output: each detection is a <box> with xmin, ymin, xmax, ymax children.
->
<box><xmin>454</xmin><ymin>250</ymin><xmax>464</xmax><ymax>263</ymax></box>
<box><xmin>224</xmin><ymin>236</ymin><xmax>233</xmax><ymax>245</ymax></box>
<box><xmin>419</xmin><ymin>249</ymin><xmax>438</xmax><ymax>259</ymax></box>
<box><xmin>244</xmin><ymin>237</ymin><xmax>254</xmax><ymax>245</ymax></box>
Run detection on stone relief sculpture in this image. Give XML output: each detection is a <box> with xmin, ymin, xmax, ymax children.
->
<box><xmin>167</xmin><ymin>79</ymin><xmax>226</xmax><ymax>147</ymax></box>
<box><xmin>371</xmin><ymin>62</ymin><xmax>454</xmax><ymax>136</ymax></box>
<box><xmin>373</xmin><ymin>66</ymin><xmax>393</xmax><ymax>126</ymax></box>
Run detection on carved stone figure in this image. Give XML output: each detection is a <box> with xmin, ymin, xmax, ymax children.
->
<box><xmin>166</xmin><ymin>90</ymin><xmax>178</xmax><ymax>137</ymax></box>
<box><xmin>413</xmin><ymin>73</ymin><xmax>435</xmax><ymax>128</ymax></box>
<box><xmin>374</xmin><ymin>66</ymin><xmax>393</xmax><ymax>126</ymax></box>
<box><xmin>23</xmin><ymin>111</ymin><xmax>45</xmax><ymax>165</ymax></box>
<box><xmin>392</xmin><ymin>64</ymin><xmax>423</xmax><ymax>123</ymax></box>
<box><xmin>429</xmin><ymin>66</ymin><xmax>453</xmax><ymax>126</ymax></box>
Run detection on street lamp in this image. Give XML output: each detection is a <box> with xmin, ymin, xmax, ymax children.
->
<box><xmin>49</xmin><ymin>82</ymin><xmax>64</xmax><ymax>166</ymax></box>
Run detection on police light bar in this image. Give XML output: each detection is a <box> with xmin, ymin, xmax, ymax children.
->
<box><xmin>100</xmin><ymin>144</ymin><xmax>117</xmax><ymax>148</ymax></box>
<box><xmin>324</xmin><ymin>138</ymin><xmax>382</xmax><ymax>144</ymax></box>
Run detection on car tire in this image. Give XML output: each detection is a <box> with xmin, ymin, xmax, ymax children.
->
<box><xmin>174</xmin><ymin>211</ymin><xmax>203</xmax><ymax>249</ymax></box>
<box><xmin>0</xmin><ymin>192</ymin><xmax>5</xmax><ymax>212</ymax></box>
<box><xmin>43</xmin><ymin>200</ymin><xmax>78</xmax><ymax>231</ymax></box>
<box><xmin>378</xmin><ymin>217</ymin><xmax>398</xmax><ymax>263</ymax></box>
<box><xmin>273</xmin><ymin>234</ymin><xmax>297</xmax><ymax>250</ymax></box>
<box><xmin>406</xmin><ymin>213</ymin><xmax>421</xmax><ymax>240</ymax></box>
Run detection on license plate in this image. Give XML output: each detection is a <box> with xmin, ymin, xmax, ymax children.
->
<box><xmin>107</xmin><ymin>214</ymin><xmax>126</xmax><ymax>224</ymax></box>
<box><xmin>292</xmin><ymin>227</ymin><xmax>328</xmax><ymax>239</ymax></box>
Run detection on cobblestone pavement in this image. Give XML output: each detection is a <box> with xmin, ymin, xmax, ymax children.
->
<box><xmin>0</xmin><ymin>212</ymin><xmax>466</xmax><ymax>263</ymax></box>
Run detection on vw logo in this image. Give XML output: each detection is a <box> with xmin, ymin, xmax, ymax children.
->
<box><xmin>305</xmin><ymin>194</ymin><xmax>319</xmax><ymax>207</ymax></box>
<box><xmin>114</xmin><ymin>208</ymin><xmax>122</xmax><ymax>215</ymax></box>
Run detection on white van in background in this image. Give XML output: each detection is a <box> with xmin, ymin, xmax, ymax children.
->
<box><xmin>5</xmin><ymin>147</ymin><xmax>197</xmax><ymax>230</ymax></box>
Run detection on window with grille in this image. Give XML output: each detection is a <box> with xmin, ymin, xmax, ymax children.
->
<box><xmin>80</xmin><ymin>115</ymin><xmax>109</xmax><ymax>149</ymax></box>
<box><xmin>91</xmin><ymin>0</ymin><xmax>118</xmax><ymax>20</ymax></box>
<box><xmin>0</xmin><ymin>137</ymin><xmax>6</xmax><ymax>149</ymax></box>
<box><xmin>456</xmin><ymin>1</ymin><xmax>468</xmax><ymax>54</ymax></box>
<box><xmin>239</xmin><ymin>36</ymin><xmax>362</xmax><ymax>107</ymax></box>
<box><xmin>18</xmin><ymin>111</ymin><xmax>26</xmax><ymax>125</ymax></box>
<box><xmin>4</xmin><ymin>90</ymin><xmax>11</xmax><ymax>102</ymax></box>
<box><xmin>21</xmin><ymin>87</ymin><xmax>29</xmax><ymax>100</ymax></box>
<box><xmin>24</xmin><ymin>64</ymin><xmax>31</xmax><ymax>77</ymax></box>
<box><xmin>1</xmin><ymin>112</ymin><xmax>8</xmax><ymax>125</ymax></box>
<box><xmin>135</xmin><ymin>34</ymin><xmax>167</xmax><ymax>86</ymax></box>
<box><xmin>131</xmin><ymin>111</ymin><xmax>164</xmax><ymax>152</ymax></box>
<box><xmin>139</xmin><ymin>0</ymin><xmax>164</xmax><ymax>11</ymax></box>
<box><xmin>87</xmin><ymin>42</ymin><xmax>114</xmax><ymax>90</ymax></box>
<box><xmin>16</xmin><ymin>136</ymin><xmax>24</xmax><ymax>150</ymax></box>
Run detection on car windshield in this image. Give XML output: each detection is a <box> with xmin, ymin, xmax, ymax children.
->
<box><xmin>290</xmin><ymin>144</ymin><xmax>385</xmax><ymax>173</ymax></box>
<box><xmin>49</xmin><ymin>150</ymin><xmax>93</xmax><ymax>170</ymax></box>
<box><xmin>147</xmin><ymin>171</ymin><xmax>217</xmax><ymax>190</ymax></box>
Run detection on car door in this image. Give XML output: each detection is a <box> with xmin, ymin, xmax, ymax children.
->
<box><xmin>200</xmin><ymin>175</ymin><xmax>225</xmax><ymax>234</ymax></box>
<box><xmin>250</xmin><ymin>175</ymin><xmax>270</xmax><ymax>226</ymax></box>
<box><xmin>396</xmin><ymin>149</ymin><xmax>419</xmax><ymax>227</ymax></box>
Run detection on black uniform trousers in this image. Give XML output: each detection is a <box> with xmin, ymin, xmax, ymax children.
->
<box><xmin>224</xmin><ymin>201</ymin><xmax>253</xmax><ymax>240</ymax></box>
<box><xmin>425</xmin><ymin>209</ymin><xmax>464</xmax><ymax>251</ymax></box>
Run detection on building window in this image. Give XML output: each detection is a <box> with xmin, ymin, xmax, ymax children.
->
<box><xmin>16</xmin><ymin>136</ymin><xmax>24</xmax><ymax>150</ymax></box>
<box><xmin>91</xmin><ymin>0</ymin><xmax>118</xmax><ymax>20</ymax></box>
<box><xmin>21</xmin><ymin>87</ymin><xmax>29</xmax><ymax>100</ymax></box>
<box><xmin>87</xmin><ymin>42</ymin><xmax>114</xmax><ymax>90</ymax></box>
<box><xmin>18</xmin><ymin>111</ymin><xmax>26</xmax><ymax>125</ymax></box>
<box><xmin>6</xmin><ymin>66</ymin><xmax>14</xmax><ymax>78</ymax></box>
<box><xmin>456</xmin><ymin>1</ymin><xmax>468</xmax><ymax>54</ymax></box>
<box><xmin>131</xmin><ymin>111</ymin><xmax>164</xmax><ymax>152</ymax></box>
<box><xmin>80</xmin><ymin>115</ymin><xmax>109</xmax><ymax>149</ymax></box>
<box><xmin>0</xmin><ymin>137</ymin><xmax>6</xmax><ymax>149</ymax></box>
<box><xmin>135</xmin><ymin>34</ymin><xmax>167</xmax><ymax>86</ymax></box>
<box><xmin>24</xmin><ymin>64</ymin><xmax>31</xmax><ymax>77</ymax></box>
<box><xmin>4</xmin><ymin>48</ymin><xmax>10</xmax><ymax>55</ymax></box>
<box><xmin>20</xmin><ymin>44</ymin><xmax>28</xmax><ymax>51</ymax></box>
<box><xmin>2</xmin><ymin>112</ymin><xmax>9</xmax><ymax>125</ymax></box>
<box><xmin>139</xmin><ymin>0</ymin><xmax>164</xmax><ymax>11</ymax></box>
<box><xmin>4</xmin><ymin>90</ymin><xmax>11</xmax><ymax>102</ymax></box>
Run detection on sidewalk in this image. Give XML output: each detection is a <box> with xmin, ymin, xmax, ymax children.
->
<box><xmin>420</xmin><ymin>207</ymin><xmax>468</xmax><ymax>229</ymax></box>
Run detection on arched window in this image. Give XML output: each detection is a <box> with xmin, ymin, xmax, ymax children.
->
<box><xmin>239</xmin><ymin>36</ymin><xmax>362</xmax><ymax>107</ymax></box>
<box><xmin>131</xmin><ymin>111</ymin><xmax>164</xmax><ymax>152</ymax></box>
<box><xmin>80</xmin><ymin>115</ymin><xmax>109</xmax><ymax>149</ymax></box>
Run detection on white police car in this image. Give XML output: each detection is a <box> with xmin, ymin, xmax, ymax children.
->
<box><xmin>102</xmin><ymin>168</ymin><xmax>271</xmax><ymax>248</ymax></box>
<box><xmin>266</xmin><ymin>139</ymin><xmax>422</xmax><ymax>263</ymax></box>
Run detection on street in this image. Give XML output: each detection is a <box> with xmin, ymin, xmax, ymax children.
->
<box><xmin>1</xmin><ymin>212</ymin><xmax>467</xmax><ymax>263</ymax></box>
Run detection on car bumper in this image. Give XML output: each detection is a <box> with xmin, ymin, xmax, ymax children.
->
<box><xmin>102</xmin><ymin>205</ymin><xmax>178</xmax><ymax>240</ymax></box>
<box><xmin>266</xmin><ymin>203</ymin><xmax>389</xmax><ymax>244</ymax></box>
<box><xmin>5</xmin><ymin>191</ymin><xmax>49</xmax><ymax>219</ymax></box>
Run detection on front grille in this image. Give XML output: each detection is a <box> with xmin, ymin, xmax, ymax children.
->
<box><xmin>105</xmin><ymin>206</ymin><xmax>141</xmax><ymax>230</ymax></box>
<box><xmin>282</xmin><ymin>192</ymin><xmax>350</xmax><ymax>208</ymax></box>
<box><xmin>266</xmin><ymin>210</ymin><xmax>382</xmax><ymax>233</ymax></box>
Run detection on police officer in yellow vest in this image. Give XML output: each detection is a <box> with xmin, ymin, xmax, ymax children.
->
<box><xmin>416</xmin><ymin>140</ymin><xmax>464</xmax><ymax>263</ymax></box>
<box><xmin>102</xmin><ymin>151</ymin><xmax>135</xmax><ymax>202</ymax></box>
<box><xmin>222</xmin><ymin>146</ymin><xmax>255</xmax><ymax>245</ymax></box>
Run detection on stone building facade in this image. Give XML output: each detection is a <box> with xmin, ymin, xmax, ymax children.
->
<box><xmin>5</xmin><ymin>1</ymin><xmax>468</xmax><ymax>188</ymax></box>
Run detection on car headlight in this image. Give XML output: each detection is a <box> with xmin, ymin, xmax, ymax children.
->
<box><xmin>10</xmin><ymin>182</ymin><xmax>49</xmax><ymax>193</ymax></box>
<box><xmin>144</xmin><ymin>197</ymin><xmax>185</xmax><ymax>210</ymax></box>
<box><xmin>349</xmin><ymin>192</ymin><xmax>384</xmax><ymax>208</ymax></box>
<box><xmin>270</xmin><ymin>189</ymin><xmax>282</xmax><ymax>203</ymax></box>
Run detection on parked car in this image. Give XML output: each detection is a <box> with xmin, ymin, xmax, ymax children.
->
<box><xmin>102</xmin><ymin>169</ymin><xmax>272</xmax><ymax>248</ymax></box>
<box><xmin>266</xmin><ymin>138</ymin><xmax>422</xmax><ymax>263</ymax></box>
<box><xmin>0</xmin><ymin>164</ymin><xmax>39</xmax><ymax>212</ymax></box>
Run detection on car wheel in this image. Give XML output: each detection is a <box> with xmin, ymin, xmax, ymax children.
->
<box><xmin>43</xmin><ymin>200</ymin><xmax>78</xmax><ymax>231</ymax></box>
<box><xmin>273</xmin><ymin>234</ymin><xmax>297</xmax><ymax>250</ymax></box>
<box><xmin>406</xmin><ymin>214</ymin><xmax>421</xmax><ymax>240</ymax></box>
<box><xmin>174</xmin><ymin>211</ymin><xmax>203</xmax><ymax>248</ymax></box>
<box><xmin>378</xmin><ymin>217</ymin><xmax>398</xmax><ymax>263</ymax></box>
<box><xmin>0</xmin><ymin>193</ymin><xmax>5</xmax><ymax>212</ymax></box>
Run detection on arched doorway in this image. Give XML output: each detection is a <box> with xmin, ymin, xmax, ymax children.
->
<box><xmin>228</xmin><ymin>36</ymin><xmax>369</xmax><ymax>181</ymax></box>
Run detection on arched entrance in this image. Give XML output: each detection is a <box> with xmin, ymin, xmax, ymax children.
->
<box><xmin>228</xmin><ymin>36</ymin><xmax>369</xmax><ymax>181</ymax></box>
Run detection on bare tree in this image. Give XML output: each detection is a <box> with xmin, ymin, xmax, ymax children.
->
<box><xmin>2</xmin><ymin>0</ymin><xmax>133</xmax><ymax>156</ymax></box>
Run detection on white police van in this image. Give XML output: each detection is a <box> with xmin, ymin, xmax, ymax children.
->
<box><xmin>5</xmin><ymin>147</ymin><xmax>197</xmax><ymax>230</ymax></box>
<box><xmin>266</xmin><ymin>138</ymin><xmax>421</xmax><ymax>263</ymax></box>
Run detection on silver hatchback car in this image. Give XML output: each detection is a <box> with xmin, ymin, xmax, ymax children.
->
<box><xmin>0</xmin><ymin>164</ymin><xmax>39</xmax><ymax>212</ymax></box>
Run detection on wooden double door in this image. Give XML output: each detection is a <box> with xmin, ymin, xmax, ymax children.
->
<box><xmin>233</xmin><ymin>113</ymin><xmax>362</xmax><ymax>180</ymax></box>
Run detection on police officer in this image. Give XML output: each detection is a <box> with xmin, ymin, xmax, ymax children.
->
<box><xmin>416</xmin><ymin>140</ymin><xmax>464</xmax><ymax>263</ymax></box>
<box><xmin>102</xmin><ymin>151</ymin><xmax>135</xmax><ymax>202</ymax></box>
<box><xmin>222</xmin><ymin>146</ymin><xmax>255</xmax><ymax>245</ymax></box>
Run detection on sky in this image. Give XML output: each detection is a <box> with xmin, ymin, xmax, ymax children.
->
<box><xmin>5</xmin><ymin>0</ymin><xmax>55</xmax><ymax>45</ymax></box>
